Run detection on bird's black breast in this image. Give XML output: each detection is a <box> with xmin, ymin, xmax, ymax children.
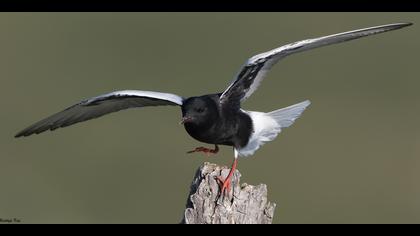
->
<box><xmin>183</xmin><ymin>94</ymin><xmax>253</xmax><ymax>148</ymax></box>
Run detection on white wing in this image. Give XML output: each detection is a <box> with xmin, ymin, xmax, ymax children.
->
<box><xmin>219</xmin><ymin>23</ymin><xmax>412</xmax><ymax>107</ymax></box>
<box><xmin>15</xmin><ymin>90</ymin><xmax>184</xmax><ymax>137</ymax></box>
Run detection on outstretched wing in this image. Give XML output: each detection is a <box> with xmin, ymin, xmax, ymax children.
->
<box><xmin>219</xmin><ymin>22</ymin><xmax>412</xmax><ymax>108</ymax></box>
<box><xmin>15</xmin><ymin>90</ymin><xmax>184</xmax><ymax>137</ymax></box>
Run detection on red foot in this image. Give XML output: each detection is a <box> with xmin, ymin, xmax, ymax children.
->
<box><xmin>187</xmin><ymin>145</ymin><xmax>219</xmax><ymax>156</ymax></box>
<box><xmin>217</xmin><ymin>175</ymin><xmax>232</xmax><ymax>195</ymax></box>
<box><xmin>217</xmin><ymin>159</ymin><xmax>238</xmax><ymax>196</ymax></box>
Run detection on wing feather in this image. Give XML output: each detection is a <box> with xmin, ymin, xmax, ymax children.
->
<box><xmin>15</xmin><ymin>90</ymin><xmax>183</xmax><ymax>137</ymax></box>
<box><xmin>220</xmin><ymin>23</ymin><xmax>412</xmax><ymax>107</ymax></box>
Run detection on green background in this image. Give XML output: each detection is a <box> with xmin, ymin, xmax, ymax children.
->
<box><xmin>1</xmin><ymin>13</ymin><xmax>419</xmax><ymax>224</ymax></box>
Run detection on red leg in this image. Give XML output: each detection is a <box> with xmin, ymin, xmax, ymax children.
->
<box><xmin>217</xmin><ymin>158</ymin><xmax>238</xmax><ymax>196</ymax></box>
<box><xmin>187</xmin><ymin>145</ymin><xmax>219</xmax><ymax>156</ymax></box>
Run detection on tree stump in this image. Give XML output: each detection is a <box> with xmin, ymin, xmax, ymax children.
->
<box><xmin>182</xmin><ymin>162</ymin><xmax>276</xmax><ymax>224</ymax></box>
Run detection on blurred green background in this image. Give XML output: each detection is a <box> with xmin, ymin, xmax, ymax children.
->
<box><xmin>1</xmin><ymin>13</ymin><xmax>419</xmax><ymax>224</ymax></box>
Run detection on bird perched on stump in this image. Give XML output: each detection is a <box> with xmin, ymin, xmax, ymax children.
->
<box><xmin>15</xmin><ymin>23</ymin><xmax>412</xmax><ymax>197</ymax></box>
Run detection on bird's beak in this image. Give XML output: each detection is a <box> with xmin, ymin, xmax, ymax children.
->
<box><xmin>179</xmin><ymin>116</ymin><xmax>193</xmax><ymax>125</ymax></box>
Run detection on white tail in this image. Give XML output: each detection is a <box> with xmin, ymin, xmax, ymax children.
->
<box><xmin>267</xmin><ymin>100</ymin><xmax>311</xmax><ymax>128</ymax></box>
<box><xmin>236</xmin><ymin>100</ymin><xmax>311</xmax><ymax>157</ymax></box>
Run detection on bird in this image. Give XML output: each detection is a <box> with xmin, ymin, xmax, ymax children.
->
<box><xmin>15</xmin><ymin>22</ymin><xmax>412</xmax><ymax>196</ymax></box>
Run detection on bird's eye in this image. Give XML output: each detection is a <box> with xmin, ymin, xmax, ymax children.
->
<box><xmin>196</xmin><ymin>108</ymin><xmax>205</xmax><ymax>113</ymax></box>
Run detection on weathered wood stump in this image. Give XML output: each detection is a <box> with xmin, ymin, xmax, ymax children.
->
<box><xmin>182</xmin><ymin>162</ymin><xmax>276</xmax><ymax>224</ymax></box>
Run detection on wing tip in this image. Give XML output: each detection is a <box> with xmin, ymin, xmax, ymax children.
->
<box><xmin>15</xmin><ymin>126</ymin><xmax>46</xmax><ymax>138</ymax></box>
<box><xmin>300</xmin><ymin>99</ymin><xmax>311</xmax><ymax>108</ymax></box>
<box><xmin>15</xmin><ymin>128</ymin><xmax>51</xmax><ymax>138</ymax></box>
<box><xmin>398</xmin><ymin>22</ymin><xmax>413</xmax><ymax>26</ymax></box>
<box><xmin>14</xmin><ymin>130</ymin><xmax>32</xmax><ymax>138</ymax></box>
<box><xmin>390</xmin><ymin>22</ymin><xmax>413</xmax><ymax>29</ymax></box>
<box><xmin>14</xmin><ymin>132</ymin><xmax>27</xmax><ymax>138</ymax></box>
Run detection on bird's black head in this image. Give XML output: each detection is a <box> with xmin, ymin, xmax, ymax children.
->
<box><xmin>181</xmin><ymin>95</ymin><xmax>219</xmax><ymax>129</ymax></box>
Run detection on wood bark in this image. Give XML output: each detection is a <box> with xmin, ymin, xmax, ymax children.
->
<box><xmin>182</xmin><ymin>162</ymin><xmax>276</xmax><ymax>224</ymax></box>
